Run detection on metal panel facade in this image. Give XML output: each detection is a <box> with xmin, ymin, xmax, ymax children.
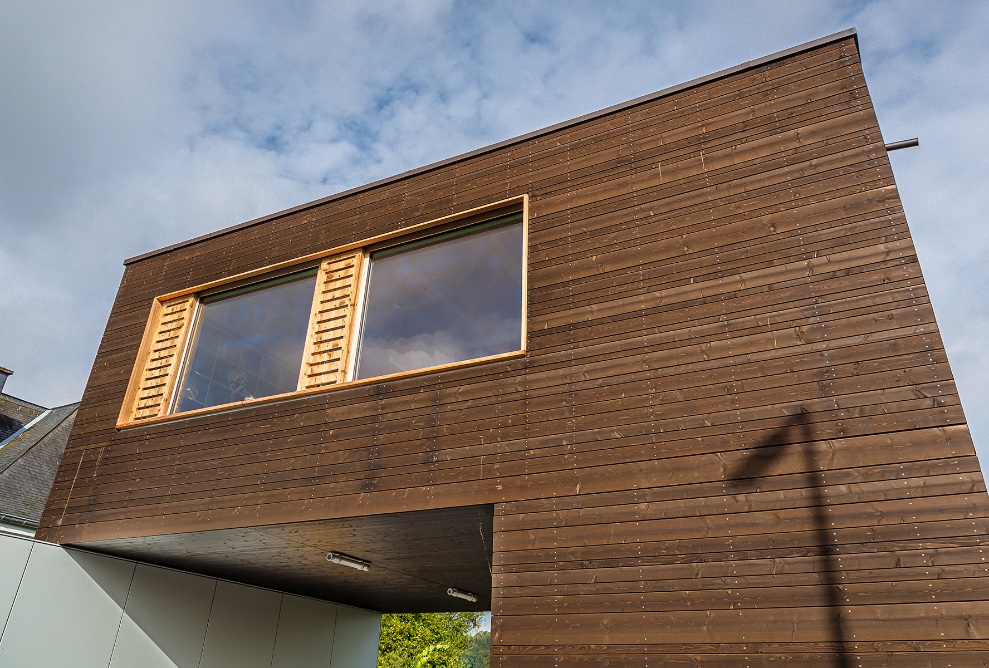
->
<box><xmin>0</xmin><ymin>534</ymin><xmax>381</xmax><ymax>668</ymax></box>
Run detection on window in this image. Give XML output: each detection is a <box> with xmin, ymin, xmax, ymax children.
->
<box><xmin>353</xmin><ymin>216</ymin><xmax>524</xmax><ymax>380</ymax></box>
<box><xmin>118</xmin><ymin>199</ymin><xmax>526</xmax><ymax>426</ymax></box>
<box><xmin>173</xmin><ymin>270</ymin><xmax>318</xmax><ymax>413</ymax></box>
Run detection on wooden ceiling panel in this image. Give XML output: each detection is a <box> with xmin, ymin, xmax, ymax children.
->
<box><xmin>77</xmin><ymin>504</ymin><xmax>494</xmax><ymax>613</ymax></box>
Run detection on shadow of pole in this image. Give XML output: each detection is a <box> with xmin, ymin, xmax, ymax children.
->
<box><xmin>728</xmin><ymin>409</ymin><xmax>850</xmax><ymax>667</ymax></box>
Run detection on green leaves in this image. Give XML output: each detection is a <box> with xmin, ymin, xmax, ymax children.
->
<box><xmin>377</xmin><ymin>612</ymin><xmax>484</xmax><ymax>668</ymax></box>
<box><xmin>463</xmin><ymin>632</ymin><xmax>490</xmax><ymax>668</ymax></box>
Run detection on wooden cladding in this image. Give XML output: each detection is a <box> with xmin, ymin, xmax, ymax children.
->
<box><xmin>122</xmin><ymin>296</ymin><xmax>195</xmax><ymax>422</ymax></box>
<box><xmin>41</xmin><ymin>33</ymin><xmax>989</xmax><ymax>662</ymax></box>
<box><xmin>298</xmin><ymin>251</ymin><xmax>364</xmax><ymax>390</ymax></box>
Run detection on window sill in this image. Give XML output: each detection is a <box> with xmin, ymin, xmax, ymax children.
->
<box><xmin>115</xmin><ymin>348</ymin><xmax>526</xmax><ymax>430</ymax></box>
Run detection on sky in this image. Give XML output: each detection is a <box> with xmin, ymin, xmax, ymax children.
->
<box><xmin>1</xmin><ymin>1</ymin><xmax>986</xmax><ymax>471</ymax></box>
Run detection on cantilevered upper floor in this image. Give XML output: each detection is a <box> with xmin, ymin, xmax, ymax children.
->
<box><xmin>38</xmin><ymin>31</ymin><xmax>989</xmax><ymax>649</ymax></box>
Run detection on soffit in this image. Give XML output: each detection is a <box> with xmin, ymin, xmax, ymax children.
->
<box><xmin>75</xmin><ymin>504</ymin><xmax>494</xmax><ymax>613</ymax></box>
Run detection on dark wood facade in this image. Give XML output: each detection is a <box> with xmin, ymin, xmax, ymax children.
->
<box><xmin>40</xmin><ymin>30</ymin><xmax>989</xmax><ymax>664</ymax></box>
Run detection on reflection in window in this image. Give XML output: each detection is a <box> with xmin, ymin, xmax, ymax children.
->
<box><xmin>173</xmin><ymin>270</ymin><xmax>317</xmax><ymax>414</ymax></box>
<box><xmin>353</xmin><ymin>215</ymin><xmax>524</xmax><ymax>380</ymax></box>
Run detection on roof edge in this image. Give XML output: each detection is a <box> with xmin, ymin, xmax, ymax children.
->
<box><xmin>0</xmin><ymin>403</ymin><xmax>77</xmax><ymax>475</ymax></box>
<box><xmin>125</xmin><ymin>28</ymin><xmax>858</xmax><ymax>265</ymax></box>
<box><xmin>0</xmin><ymin>393</ymin><xmax>46</xmax><ymax>411</ymax></box>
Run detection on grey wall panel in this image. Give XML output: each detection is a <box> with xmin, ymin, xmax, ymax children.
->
<box><xmin>0</xmin><ymin>533</ymin><xmax>380</xmax><ymax>667</ymax></box>
<box><xmin>109</xmin><ymin>563</ymin><xmax>216</xmax><ymax>668</ymax></box>
<box><xmin>271</xmin><ymin>594</ymin><xmax>338</xmax><ymax>668</ymax></box>
<box><xmin>329</xmin><ymin>605</ymin><xmax>381</xmax><ymax>668</ymax></box>
<box><xmin>199</xmin><ymin>580</ymin><xmax>282</xmax><ymax>668</ymax></box>
<box><xmin>0</xmin><ymin>542</ymin><xmax>135</xmax><ymax>668</ymax></box>
<box><xmin>0</xmin><ymin>533</ymin><xmax>32</xmax><ymax>636</ymax></box>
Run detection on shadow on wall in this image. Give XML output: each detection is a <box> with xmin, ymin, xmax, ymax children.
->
<box><xmin>728</xmin><ymin>409</ymin><xmax>851</xmax><ymax>668</ymax></box>
<box><xmin>0</xmin><ymin>534</ymin><xmax>380</xmax><ymax>667</ymax></box>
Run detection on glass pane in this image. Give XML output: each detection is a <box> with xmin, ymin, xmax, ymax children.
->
<box><xmin>173</xmin><ymin>271</ymin><xmax>317</xmax><ymax>413</ymax></box>
<box><xmin>354</xmin><ymin>217</ymin><xmax>523</xmax><ymax>380</ymax></box>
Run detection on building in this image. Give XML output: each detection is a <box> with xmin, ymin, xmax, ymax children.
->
<box><xmin>37</xmin><ymin>29</ymin><xmax>989</xmax><ymax>665</ymax></box>
<box><xmin>0</xmin><ymin>366</ymin><xmax>78</xmax><ymax>534</ymax></box>
<box><xmin>0</xmin><ymin>367</ymin><xmax>379</xmax><ymax>667</ymax></box>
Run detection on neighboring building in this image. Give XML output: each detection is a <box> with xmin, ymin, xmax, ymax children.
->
<box><xmin>0</xmin><ymin>366</ymin><xmax>43</xmax><ymax>440</ymax></box>
<box><xmin>0</xmin><ymin>366</ymin><xmax>78</xmax><ymax>534</ymax></box>
<box><xmin>38</xmin><ymin>30</ymin><xmax>989</xmax><ymax>664</ymax></box>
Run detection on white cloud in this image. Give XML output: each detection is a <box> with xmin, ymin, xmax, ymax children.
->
<box><xmin>1</xmin><ymin>1</ymin><xmax>987</xmax><ymax>471</ymax></box>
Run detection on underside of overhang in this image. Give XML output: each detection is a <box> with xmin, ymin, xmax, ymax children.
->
<box><xmin>73</xmin><ymin>505</ymin><xmax>494</xmax><ymax>613</ymax></box>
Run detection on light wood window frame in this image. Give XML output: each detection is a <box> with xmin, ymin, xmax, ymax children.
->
<box><xmin>117</xmin><ymin>195</ymin><xmax>528</xmax><ymax>429</ymax></box>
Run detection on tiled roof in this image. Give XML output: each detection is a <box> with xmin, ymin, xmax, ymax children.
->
<box><xmin>0</xmin><ymin>400</ymin><xmax>78</xmax><ymax>527</ymax></box>
<box><xmin>0</xmin><ymin>394</ymin><xmax>45</xmax><ymax>441</ymax></box>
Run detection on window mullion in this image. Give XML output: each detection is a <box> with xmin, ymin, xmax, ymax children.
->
<box><xmin>345</xmin><ymin>250</ymin><xmax>373</xmax><ymax>383</ymax></box>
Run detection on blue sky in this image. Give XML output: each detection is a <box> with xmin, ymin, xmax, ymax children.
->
<box><xmin>1</xmin><ymin>1</ymin><xmax>987</xmax><ymax>473</ymax></box>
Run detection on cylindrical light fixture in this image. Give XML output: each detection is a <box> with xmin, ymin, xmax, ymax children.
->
<box><xmin>447</xmin><ymin>587</ymin><xmax>478</xmax><ymax>602</ymax></box>
<box><xmin>326</xmin><ymin>552</ymin><xmax>371</xmax><ymax>571</ymax></box>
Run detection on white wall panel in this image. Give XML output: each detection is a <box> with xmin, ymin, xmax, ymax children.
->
<box><xmin>0</xmin><ymin>542</ymin><xmax>134</xmax><ymax>668</ymax></box>
<box><xmin>330</xmin><ymin>605</ymin><xmax>381</xmax><ymax>668</ymax></box>
<box><xmin>199</xmin><ymin>580</ymin><xmax>281</xmax><ymax>668</ymax></box>
<box><xmin>0</xmin><ymin>533</ymin><xmax>32</xmax><ymax>634</ymax></box>
<box><xmin>109</xmin><ymin>563</ymin><xmax>216</xmax><ymax>668</ymax></box>
<box><xmin>271</xmin><ymin>594</ymin><xmax>338</xmax><ymax>668</ymax></box>
<box><xmin>0</xmin><ymin>533</ymin><xmax>380</xmax><ymax>668</ymax></box>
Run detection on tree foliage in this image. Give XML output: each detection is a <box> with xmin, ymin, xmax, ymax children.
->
<box><xmin>462</xmin><ymin>631</ymin><xmax>490</xmax><ymax>668</ymax></box>
<box><xmin>377</xmin><ymin>612</ymin><xmax>483</xmax><ymax>668</ymax></box>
